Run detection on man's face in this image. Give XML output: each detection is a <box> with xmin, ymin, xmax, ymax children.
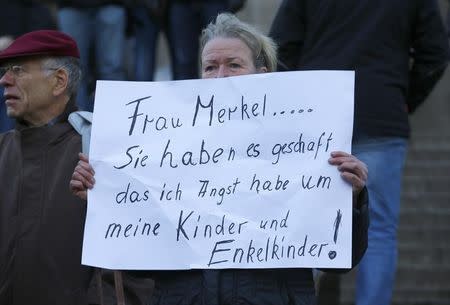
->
<box><xmin>0</xmin><ymin>58</ymin><xmax>55</xmax><ymax>125</ymax></box>
<box><xmin>201</xmin><ymin>37</ymin><xmax>266</xmax><ymax>79</ymax></box>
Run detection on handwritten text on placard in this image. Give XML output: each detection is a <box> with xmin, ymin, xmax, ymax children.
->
<box><xmin>82</xmin><ymin>71</ymin><xmax>355</xmax><ymax>270</ymax></box>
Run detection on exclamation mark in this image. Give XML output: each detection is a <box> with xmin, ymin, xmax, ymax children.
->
<box><xmin>328</xmin><ymin>209</ymin><xmax>342</xmax><ymax>260</ymax></box>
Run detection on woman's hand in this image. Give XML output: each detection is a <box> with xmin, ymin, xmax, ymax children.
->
<box><xmin>69</xmin><ymin>153</ymin><xmax>95</xmax><ymax>200</ymax></box>
<box><xmin>328</xmin><ymin>151</ymin><xmax>368</xmax><ymax>206</ymax></box>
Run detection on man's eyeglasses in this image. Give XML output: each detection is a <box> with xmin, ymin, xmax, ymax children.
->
<box><xmin>0</xmin><ymin>64</ymin><xmax>60</xmax><ymax>78</ymax></box>
<box><xmin>0</xmin><ymin>65</ymin><xmax>28</xmax><ymax>78</ymax></box>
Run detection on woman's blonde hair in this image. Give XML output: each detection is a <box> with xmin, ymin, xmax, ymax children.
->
<box><xmin>200</xmin><ymin>13</ymin><xmax>278</xmax><ymax>72</ymax></box>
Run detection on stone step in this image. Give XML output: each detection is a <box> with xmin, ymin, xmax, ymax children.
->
<box><xmin>398</xmin><ymin>240</ymin><xmax>450</xmax><ymax>250</ymax></box>
<box><xmin>340</xmin><ymin>273</ymin><xmax>450</xmax><ymax>305</ymax></box>
<box><xmin>398</xmin><ymin>209</ymin><xmax>450</xmax><ymax>226</ymax></box>
<box><xmin>397</xmin><ymin>212</ymin><xmax>450</xmax><ymax>229</ymax></box>
<box><xmin>400</xmin><ymin>206</ymin><xmax>450</xmax><ymax>214</ymax></box>
<box><xmin>393</xmin><ymin>287</ymin><xmax>450</xmax><ymax>304</ymax></box>
<box><xmin>396</xmin><ymin>262</ymin><xmax>450</xmax><ymax>272</ymax></box>
<box><xmin>401</xmin><ymin>176</ymin><xmax>450</xmax><ymax>193</ymax></box>
<box><xmin>398</xmin><ymin>229</ymin><xmax>450</xmax><ymax>243</ymax></box>
<box><xmin>406</xmin><ymin>150</ymin><xmax>450</xmax><ymax>160</ymax></box>
<box><xmin>401</xmin><ymin>192</ymin><xmax>450</xmax><ymax>209</ymax></box>
<box><xmin>407</xmin><ymin>136</ymin><xmax>450</xmax><ymax>150</ymax></box>
<box><xmin>403</xmin><ymin>163</ymin><xmax>450</xmax><ymax>176</ymax></box>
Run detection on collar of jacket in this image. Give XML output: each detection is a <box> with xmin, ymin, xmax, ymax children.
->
<box><xmin>15</xmin><ymin>98</ymin><xmax>78</xmax><ymax>130</ymax></box>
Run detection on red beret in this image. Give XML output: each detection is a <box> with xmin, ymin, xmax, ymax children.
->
<box><xmin>0</xmin><ymin>30</ymin><xmax>80</xmax><ymax>62</ymax></box>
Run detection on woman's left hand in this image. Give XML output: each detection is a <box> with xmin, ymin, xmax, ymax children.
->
<box><xmin>328</xmin><ymin>151</ymin><xmax>368</xmax><ymax>206</ymax></box>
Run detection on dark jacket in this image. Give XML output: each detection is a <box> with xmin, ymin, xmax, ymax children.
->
<box><xmin>129</xmin><ymin>188</ymin><xmax>369</xmax><ymax>305</ymax></box>
<box><xmin>270</xmin><ymin>0</ymin><xmax>450</xmax><ymax>140</ymax></box>
<box><xmin>0</xmin><ymin>104</ymin><xmax>92</xmax><ymax>305</ymax></box>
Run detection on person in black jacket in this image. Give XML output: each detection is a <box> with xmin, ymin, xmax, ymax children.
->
<box><xmin>269</xmin><ymin>1</ymin><xmax>449</xmax><ymax>305</ymax></box>
<box><xmin>70</xmin><ymin>13</ymin><xmax>369</xmax><ymax>305</ymax></box>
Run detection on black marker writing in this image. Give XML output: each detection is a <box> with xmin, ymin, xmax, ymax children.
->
<box><xmin>333</xmin><ymin>209</ymin><xmax>342</xmax><ymax>244</ymax></box>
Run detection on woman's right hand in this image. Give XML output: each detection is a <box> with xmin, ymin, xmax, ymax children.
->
<box><xmin>70</xmin><ymin>153</ymin><xmax>95</xmax><ymax>200</ymax></box>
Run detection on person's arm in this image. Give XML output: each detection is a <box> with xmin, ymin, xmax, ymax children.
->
<box><xmin>350</xmin><ymin>187</ymin><xmax>369</xmax><ymax>267</ymax></box>
<box><xmin>69</xmin><ymin>153</ymin><xmax>95</xmax><ymax>200</ymax></box>
<box><xmin>329</xmin><ymin>151</ymin><xmax>369</xmax><ymax>267</ymax></box>
<box><xmin>319</xmin><ymin>152</ymin><xmax>369</xmax><ymax>273</ymax></box>
<box><xmin>407</xmin><ymin>0</ymin><xmax>450</xmax><ymax>113</ymax></box>
<box><xmin>328</xmin><ymin>151</ymin><xmax>367</xmax><ymax>206</ymax></box>
<box><xmin>317</xmin><ymin>188</ymin><xmax>369</xmax><ymax>274</ymax></box>
<box><xmin>269</xmin><ymin>0</ymin><xmax>305</xmax><ymax>71</ymax></box>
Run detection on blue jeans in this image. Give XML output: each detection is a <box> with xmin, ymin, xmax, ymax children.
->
<box><xmin>0</xmin><ymin>88</ymin><xmax>14</xmax><ymax>132</ymax></box>
<box><xmin>169</xmin><ymin>2</ymin><xmax>228</xmax><ymax>80</ymax></box>
<box><xmin>58</xmin><ymin>5</ymin><xmax>126</xmax><ymax>111</ymax></box>
<box><xmin>132</xmin><ymin>7</ymin><xmax>162</xmax><ymax>81</ymax></box>
<box><xmin>353</xmin><ymin>137</ymin><xmax>408</xmax><ymax>305</ymax></box>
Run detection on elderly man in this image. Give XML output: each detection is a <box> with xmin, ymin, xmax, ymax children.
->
<box><xmin>0</xmin><ymin>30</ymin><xmax>92</xmax><ymax>305</ymax></box>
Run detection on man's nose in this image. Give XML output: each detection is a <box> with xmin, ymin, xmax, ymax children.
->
<box><xmin>0</xmin><ymin>72</ymin><xmax>13</xmax><ymax>86</ymax></box>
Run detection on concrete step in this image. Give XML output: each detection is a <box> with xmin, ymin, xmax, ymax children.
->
<box><xmin>397</xmin><ymin>225</ymin><xmax>450</xmax><ymax>247</ymax></box>
<box><xmin>401</xmin><ymin>176</ymin><xmax>450</xmax><ymax>194</ymax></box>
<box><xmin>401</xmin><ymin>192</ymin><xmax>450</xmax><ymax>209</ymax></box>
<box><xmin>403</xmin><ymin>163</ymin><xmax>450</xmax><ymax>177</ymax></box>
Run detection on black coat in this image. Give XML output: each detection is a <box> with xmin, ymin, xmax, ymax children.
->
<box><xmin>0</xmin><ymin>105</ymin><xmax>93</xmax><ymax>305</ymax></box>
<box><xmin>126</xmin><ymin>189</ymin><xmax>369</xmax><ymax>305</ymax></box>
<box><xmin>270</xmin><ymin>0</ymin><xmax>450</xmax><ymax>140</ymax></box>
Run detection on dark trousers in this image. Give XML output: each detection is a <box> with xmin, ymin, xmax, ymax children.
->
<box><xmin>168</xmin><ymin>2</ymin><xmax>228</xmax><ymax>80</ymax></box>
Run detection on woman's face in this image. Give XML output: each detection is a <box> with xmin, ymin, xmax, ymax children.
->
<box><xmin>201</xmin><ymin>37</ymin><xmax>267</xmax><ymax>79</ymax></box>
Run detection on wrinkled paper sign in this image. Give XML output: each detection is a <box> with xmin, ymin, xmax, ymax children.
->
<box><xmin>82</xmin><ymin>71</ymin><xmax>355</xmax><ymax>270</ymax></box>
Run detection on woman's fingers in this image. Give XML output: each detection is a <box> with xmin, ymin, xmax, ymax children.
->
<box><xmin>74</xmin><ymin>163</ymin><xmax>95</xmax><ymax>186</ymax></box>
<box><xmin>329</xmin><ymin>151</ymin><xmax>368</xmax><ymax>194</ymax></box>
<box><xmin>69</xmin><ymin>179</ymin><xmax>87</xmax><ymax>200</ymax></box>
<box><xmin>78</xmin><ymin>153</ymin><xmax>95</xmax><ymax>175</ymax></box>
<box><xmin>337</xmin><ymin>160</ymin><xmax>368</xmax><ymax>181</ymax></box>
<box><xmin>340</xmin><ymin>171</ymin><xmax>365</xmax><ymax>192</ymax></box>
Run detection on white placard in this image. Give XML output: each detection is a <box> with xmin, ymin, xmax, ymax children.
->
<box><xmin>82</xmin><ymin>71</ymin><xmax>355</xmax><ymax>270</ymax></box>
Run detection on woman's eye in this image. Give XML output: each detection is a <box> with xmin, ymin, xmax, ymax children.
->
<box><xmin>229</xmin><ymin>63</ymin><xmax>241</xmax><ymax>69</ymax></box>
<box><xmin>204</xmin><ymin>65</ymin><xmax>215</xmax><ymax>72</ymax></box>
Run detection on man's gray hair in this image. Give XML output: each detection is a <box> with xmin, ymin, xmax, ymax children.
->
<box><xmin>200</xmin><ymin>13</ymin><xmax>278</xmax><ymax>72</ymax></box>
<box><xmin>41</xmin><ymin>56</ymin><xmax>81</xmax><ymax>100</ymax></box>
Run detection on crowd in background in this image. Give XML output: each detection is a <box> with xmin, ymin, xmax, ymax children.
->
<box><xmin>0</xmin><ymin>0</ymin><xmax>247</xmax><ymax>131</ymax></box>
<box><xmin>1</xmin><ymin>0</ymin><xmax>450</xmax><ymax>133</ymax></box>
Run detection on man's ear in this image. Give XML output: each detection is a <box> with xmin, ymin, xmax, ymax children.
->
<box><xmin>52</xmin><ymin>68</ymin><xmax>69</xmax><ymax>96</ymax></box>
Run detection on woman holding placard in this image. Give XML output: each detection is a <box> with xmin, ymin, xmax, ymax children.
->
<box><xmin>70</xmin><ymin>13</ymin><xmax>369</xmax><ymax>305</ymax></box>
